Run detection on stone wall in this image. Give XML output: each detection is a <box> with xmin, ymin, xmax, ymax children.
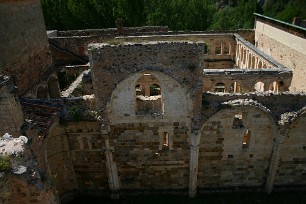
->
<box><xmin>255</xmin><ymin>16</ymin><xmax>306</xmax><ymax>92</ymax></box>
<box><xmin>89</xmin><ymin>42</ymin><xmax>204</xmax><ymax>132</ymax></box>
<box><xmin>46</xmin><ymin>121</ymin><xmax>109</xmax><ymax>201</ymax></box>
<box><xmin>198</xmin><ymin>106</ymin><xmax>277</xmax><ymax>188</ymax></box>
<box><xmin>56</xmin><ymin>26</ymin><xmax>169</xmax><ymax>37</ymax></box>
<box><xmin>0</xmin><ymin>76</ymin><xmax>24</xmax><ymax>136</ymax></box>
<box><xmin>64</xmin><ymin>122</ymin><xmax>108</xmax><ymax>192</ymax></box>
<box><xmin>46</xmin><ymin>124</ymin><xmax>78</xmax><ymax>196</ymax></box>
<box><xmin>0</xmin><ymin>0</ymin><xmax>53</xmax><ymax>95</ymax></box>
<box><xmin>116</xmin><ymin>34</ymin><xmax>236</xmax><ymax>69</ymax></box>
<box><xmin>274</xmin><ymin>112</ymin><xmax>306</xmax><ymax>187</ymax></box>
<box><xmin>111</xmin><ymin>122</ymin><xmax>189</xmax><ymax>190</ymax></box>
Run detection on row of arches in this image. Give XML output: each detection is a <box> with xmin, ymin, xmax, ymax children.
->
<box><xmin>236</xmin><ymin>41</ymin><xmax>273</xmax><ymax>69</ymax></box>
<box><xmin>213</xmin><ymin>81</ymin><xmax>280</xmax><ymax>93</ymax></box>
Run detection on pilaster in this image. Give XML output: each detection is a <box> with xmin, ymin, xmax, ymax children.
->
<box><xmin>189</xmin><ymin>132</ymin><xmax>201</xmax><ymax>198</ymax></box>
<box><xmin>265</xmin><ymin>126</ymin><xmax>288</xmax><ymax>193</ymax></box>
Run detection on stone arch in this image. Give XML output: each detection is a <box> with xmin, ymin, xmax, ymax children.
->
<box><xmin>251</xmin><ymin>55</ymin><xmax>256</xmax><ymax>69</ymax></box>
<box><xmin>36</xmin><ymin>85</ymin><xmax>49</xmax><ymax>99</ymax></box>
<box><xmin>229</xmin><ymin>81</ymin><xmax>241</xmax><ymax>93</ymax></box>
<box><xmin>247</xmin><ymin>52</ymin><xmax>252</xmax><ymax>68</ymax></box>
<box><xmin>258</xmin><ymin>60</ymin><xmax>263</xmax><ymax>69</ymax></box>
<box><xmin>198</xmin><ymin>105</ymin><xmax>277</xmax><ymax>188</ymax></box>
<box><xmin>242</xmin><ymin>48</ymin><xmax>246</xmax><ymax>66</ymax></box>
<box><xmin>254</xmin><ymin>81</ymin><xmax>265</xmax><ymax>92</ymax></box>
<box><xmin>214</xmin><ymin>82</ymin><xmax>225</xmax><ymax>93</ymax></box>
<box><xmin>109</xmin><ymin>70</ymin><xmax>192</xmax><ymax>123</ymax></box>
<box><xmin>269</xmin><ymin>81</ymin><xmax>279</xmax><ymax>93</ymax></box>
<box><xmin>48</xmin><ymin>75</ymin><xmax>61</xmax><ymax>98</ymax></box>
<box><xmin>274</xmin><ymin>109</ymin><xmax>306</xmax><ymax>186</ymax></box>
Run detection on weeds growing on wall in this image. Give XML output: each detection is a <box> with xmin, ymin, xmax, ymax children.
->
<box><xmin>0</xmin><ymin>156</ymin><xmax>11</xmax><ymax>172</ymax></box>
<box><xmin>68</xmin><ymin>106</ymin><xmax>82</xmax><ymax>121</ymax></box>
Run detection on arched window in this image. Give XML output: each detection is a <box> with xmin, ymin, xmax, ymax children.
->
<box><xmin>135</xmin><ymin>73</ymin><xmax>163</xmax><ymax>115</ymax></box>
<box><xmin>257</xmin><ymin>60</ymin><xmax>263</xmax><ymax>69</ymax></box>
<box><xmin>232</xmin><ymin>113</ymin><xmax>244</xmax><ymax>129</ymax></box>
<box><xmin>269</xmin><ymin>81</ymin><xmax>279</xmax><ymax>93</ymax></box>
<box><xmin>48</xmin><ymin>76</ymin><xmax>61</xmax><ymax>98</ymax></box>
<box><xmin>150</xmin><ymin>84</ymin><xmax>161</xmax><ymax>96</ymax></box>
<box><xmin>254</xmin><ymin>81</ymin><xmax>264</xmax><ymax>92</ymax></box>
<box><xmin>214</xmin><ymin>83</ymin><xmax>225</xmax><ymax>93</ymax></box>
<box><xmin>135</xmin><ymin>84</ymin><xmax>145</xmax><ymax>96</ymax></box>
<box><xmin>251</xmin><ymin>55</ymin><xmax>256</xmax><ymax>69</ymax></box>
<box><xmin>37</xmin><ymin>86</ymin><xmax>48</xmax><ymax>99</ymax></box>
<box><xmin>230</xmin><ymin>82</ymin><xmax>241</xmax><ymax>93</ymax></box>
<box><xmin>242</xmin><ymin>130</ymin><xmax>251</xmax><ymax>148</ymax></box>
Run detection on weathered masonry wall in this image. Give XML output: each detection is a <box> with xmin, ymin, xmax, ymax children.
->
<box><xmin>88</xmin><ymin>41</ymin><xmax>205</xmax><ymax>195</ymax></box>
<box><xmin>274</xmin><ymin>113</ymin><xmax>306</xmax><ymax>187</ymax></box>
<box><xmin>46</xmin><ymin>121</ymin><xmax>109</xmax><ymax>199</ymax></box>
<box><xmin>116</xmin><ymin>34</ymin><xmax>236</xmax><ymax>69</ymax></box>
<box><xmin>65</xmin><ymin>122</ymin><xmax>108</xmax><ymax>193</ymax></box>
<box><xmin>46</xmin><ymin>123</ymin><xmax>78</xmax><ymax>197</ymax></box>
<box><xmin>108</xmin><ymin>71</ymin><xmax>192</xmax><ymax>190</ymax></box>
<box><xmin>0</xmin><ymin>0</ymin><xmax>52</xmax><ymax>95</ymax></box>
<box><xmin>0</xmin><ymin>76</ymin><xmax>24</xmax><ymax>136</ymax></box>
<box><xmin>198</xmin><ymin>106</ymin><xmax>277</xmax><ymax>188</ymax></box>
<box><xmin>48</xmin><ymin>26</ymin><xmax>169</xmax><ymax>63</ymax></box>
<box><xmin>254</xmin><ymin>15</ymin><xmax>306</xmax><ymax>92</ymax></box>
<box><xmin>89</xmin><ymin>42</ymin><xmax>204</xmax><ymax>131</ymax></box>
<box><xmin>110</xmin><ymin>122</ymin><xmax>190</xmax><ymax>190</ymax></box>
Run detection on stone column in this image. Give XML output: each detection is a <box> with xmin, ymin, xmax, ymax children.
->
<box><xmin>235</xmin><ymin>42</ymin><xmax>239</xmax><ymax>67</ymax></box>
<box><xmin>265</xmin><ymin>126</ymin><xmax>288</xmax><ymax>193</ymax></box>
<box><xmin>104</xmin><ymin>139</ymin><xmax>120</xmax><ymax>198</ymax></box>
<box><xmin>189</xmin><ymin>132</ymin><xmax>201</xmax><ymax>198</ymax></box>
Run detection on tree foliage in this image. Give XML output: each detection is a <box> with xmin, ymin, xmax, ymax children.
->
<box><xmin>41</xmin><ymin>0</ymin><xmax>306</xmax><ymax>31</ymax></box>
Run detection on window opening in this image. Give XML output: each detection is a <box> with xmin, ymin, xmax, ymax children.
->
<box><xmin>135</xmin><ymin>84</ymin><xmax>145</xmax><ymax>96</ymax></box>
<box><xmin>242</xmin><ymin>130</ymin><xmax>251</xmax><ymax>148</ymax></box>
<box><xmin>254</xmin><ymin>81</ymin><xmax>264</xmax><ymax>92</ymax></box>
<box><xmin>223</xmin><ymin>43</ymin><xmax>230</xmax><ymax>55</ymax></box>
<box><xmin>204</xmin><ymin>44</ymin><xmax>209</xmax><ymax>55</ymax></box>
<box><xmin>37</xmin><ymin>86</ymin><xmax>48</xmax><ymax>99</ymax></box>
<box><xmin>230</xmin><ymin>82</ymin><xmax>241</xmax><ymax>93</ymax></box>
<box><xmin>135</xmin><ymin>73</ymin><xmax>163</xmax><ymax>115</ymax></box>
<box><xmin>163</xmin><ymin>132</ymin><xmax>169</xmax><ymax>148</ymax></box>
<box><xmin>48</xmin><ymin>76</ymin><xmax>61</xmax><ymax>98</ymax></box>
<box><xmin>269</xmin><ymin>81</ymin><xmax>279</xmax><ymax>93</ymax></box>
<box><xmin>150</xmin><ymin>84</ymin><xmax>161</xmax><ymax>96</ymax></box>
<box><xmin>214</xmin><ymin>82</ymin><xmax>225</xmax><ymax>93</ymax></box>
<box><xmin>233</xmin><ymin>113</ymin><xmax>244</xmax><ymax>129</ymax></box>
<box><xmin>215</xmin><ymin>41</ymin><xmax>222</xmax><ymax>55</ymax></box>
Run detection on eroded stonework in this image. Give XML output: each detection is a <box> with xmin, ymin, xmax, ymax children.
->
<box><xmin>0</xmin><ymin>1</ymin><xmax>305</xmax><ymax>202</ymax></box>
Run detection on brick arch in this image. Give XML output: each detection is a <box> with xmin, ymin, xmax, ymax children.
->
<box><xmin>198</xmin><ymin>105</ymin><xmax>277</xmax><ymax>188</ymax></box>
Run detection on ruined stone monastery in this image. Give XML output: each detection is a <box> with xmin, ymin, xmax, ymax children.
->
<box><xmin>0</xmin><ymin>0</ymin><xmax>306</xmax><ymax>203</ymax></box>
